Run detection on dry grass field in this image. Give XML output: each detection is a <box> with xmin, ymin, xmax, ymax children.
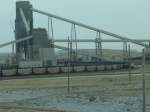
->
<box><xmin>0</xmin><ymin>69</ymin><xmax>150</xmax><ymax>112</ymax></box>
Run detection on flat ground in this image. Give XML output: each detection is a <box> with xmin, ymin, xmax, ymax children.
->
<box><xmin>0</xmin><ymin>68</ymin><xmax>150</xmax><ymax>112</ymax></box>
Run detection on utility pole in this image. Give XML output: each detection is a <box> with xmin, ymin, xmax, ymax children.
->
<box><xmin>142</xmin><ymin>48</ymin><xmax>146</xmax><ymax>112</ymax></box>
<box><xmin>67</xmin><ymin>36</ymin><xmax>71</xmax><ymax>94</ymax></box>
<box><xmin>128</xmin><ymin>44</ymin><xmax>131</xmax><ymax>81</ymax></box>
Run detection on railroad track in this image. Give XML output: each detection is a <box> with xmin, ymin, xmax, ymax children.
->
<box><xmin>0</xmin><ymin>105</ymin><xmax>67</xmax><ymax>112</ymax></box>
<box><xmin>0</xmin><ymin>70</ymin><xmax>149</xmax><ymax>81</ymax></box>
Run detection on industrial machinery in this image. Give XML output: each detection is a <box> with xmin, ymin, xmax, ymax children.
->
<box><xmin>0</xmin><ymin>1</ymin><xmax>149</xmax><ymax>71</ymax></box>
<box><xmin>15</xmin><ymin>1</ymin><xmax>56</xmax><ymax>67</ymax></box>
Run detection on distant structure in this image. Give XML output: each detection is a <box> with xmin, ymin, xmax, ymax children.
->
<box><xmin>15</xmin><ymin>1</ymin><xmax>56</xmax><ymax>67</ymax></box>
<box><xmin>15</xmin><ymin>1</ymin><xmax>33</xmax><ymax>61</ymax></box>
<box><xmin>0</xmin><ymin>0</ymin><xmax>148</xmax><ymax>68</ymax></box>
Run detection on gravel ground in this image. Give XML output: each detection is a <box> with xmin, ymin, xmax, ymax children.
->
<box><xmin>18</xmin><ymin>95</ymin><xmax>143</xmax><ymax>112</ymax></box>
<box><xmin>0</xmin><ymin>88</ymin><xmax>146</xmax><ymax>112</ymax></box>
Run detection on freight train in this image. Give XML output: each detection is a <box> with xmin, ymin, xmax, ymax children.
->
<box><xmin>0</xmin><ymin>61</ymin><xmax>136</xmax><ymax>77</ymax></box>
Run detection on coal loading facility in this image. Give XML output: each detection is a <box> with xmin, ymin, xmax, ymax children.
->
<box><xmin>0</xmin><ymin>1</ymin><xmax>149</xmax><ymax>76</ymax></box>
<box><xmin>0</xmin><ymin>1</ymin><xmax>150</xmax><ymax>112</ymax></box>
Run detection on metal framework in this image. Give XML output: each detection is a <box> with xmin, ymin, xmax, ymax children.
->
<box><xmin>48</xmin><ymin>16</ymin><xmax>54</xmax><ymax>48</ymax></box>
<box><xmin>95</xmin><ymin>32</ymin><xmax>102</xmax><ymax>59</ymax></box>
<box><xmin>48</xmin><ymin>16</ymin><xmax>54</xmax><ymax>39</ymax></box>
<box><xmin>0</xmin><ymin>7</ymin><xmax>149</xmax><ymax>63</ymax></box>
<box><xmin>1</xmin><ymin>38</ymin><xmax>150</xmax><ymax>49</ymax></box>
<box><xmin>31</xmin><ymin>8</ymin><xmax>148</xmax><ymax>48</ymax></box>
<box><xmin>70</xmin><ymin>24</ymin><xmax>78</xmax><ymax>62</ymax></box>
<box><xmin>19</xmin><ymin>8</ymin><xmax>32</xmax><ymax>60</ymax></box>
<box><xmin>123</xmin><ymin>42</ymin><xmax>128</xmax><ymax>60</ymax></box>
<box><xmin>0</xmin><ymin>36</ymin><xmax>32</xmax><ymax>48</ymax></box>
<box><xmin>53</xmin><ymin>39</ymin><xmax>150</xmax><ymax>43</ymax></box>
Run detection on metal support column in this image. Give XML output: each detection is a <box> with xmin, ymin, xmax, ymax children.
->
<box><xmin>128</xmin><ymin>44</ymin><xmax>131</xmax><ymax>81</ymax></box>
<box><xmin>12</xmin><ymin>43</ymin><xmax>15</xmax><ymax>56</ymax></box>
<box><xmin>67</xmin><ymin>36</ymin><xmax>71</xmax><ymax>94</ymax></box>
<box><xmin>70</xmin><ymin>24</ymin><xmax>77</xmax><ymax>63</ymax></box>
<box><xmin>48</xmin><ymin>16</ymin><xmax>50</xmax><ymax>36</ymax></box>
<box><xmin>123</xmin><ymin>42</ymin><xmax>128</xmax><ymax>61</ymax></box>
<box><xmin>95</xmin><ymin>32</ymin><xmax>102</xmax><ymax>61</ymax></box>
<box><xmin>149</xmin><ymin>42</ymin><xmax>150</xmax><ymax>53</ymax></box>
<box><xmin>48</xmin><ymin>17</ymin><xmax>54</xmax><ymax>48</ymax></box>
<box><xmin>142</xmin><ymin>48</ymin><xmax>146</xmax><ymax>112</ymax></box>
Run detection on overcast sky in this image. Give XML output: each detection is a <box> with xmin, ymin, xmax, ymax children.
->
<box><xmin>0</xmin><ymin>0</ymin><xmax>150</xmax><ymax>52</ymax></box>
